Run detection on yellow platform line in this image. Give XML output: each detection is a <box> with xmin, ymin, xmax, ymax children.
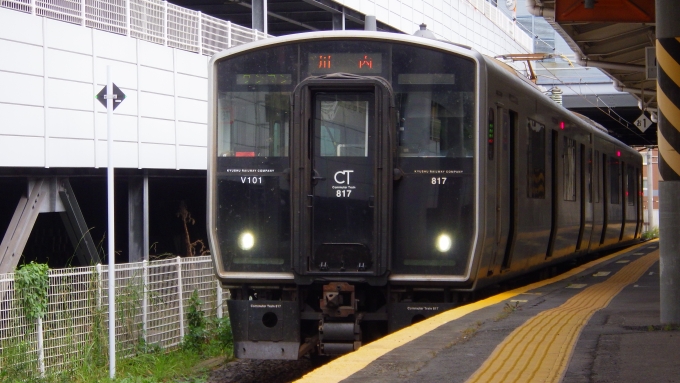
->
<box><xmin>466</xmin><ymin>249</ymin><xmax>659</xmax><ymax>383</ymax></box>
<box><xmin>295</xmin><ymin>241</ymin><xmax>654</xmax><ymax>383</ymax></box>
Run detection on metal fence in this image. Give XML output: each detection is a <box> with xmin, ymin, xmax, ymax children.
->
<box><xmin>0</xmin><ymin>0</ymin><xmax>270</xmax><ymax>56</ymax></box>
<box><xmin>0</xmin><ymin>256</ymin><xmax>227</xmax><ymax>376</ymax></box>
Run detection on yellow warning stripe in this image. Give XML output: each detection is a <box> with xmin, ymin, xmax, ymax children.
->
<box><xmin>658</xmin><ymin>39</ymin><xmax>680</xmax><ymax>87</ymax></box>
<box><xmin>658</xmin><ymin>87</ymin><xmax>680</xmax><ymax>176</ymax></box>
<box><xmin>466</xmin><ymin>249</ymin><xmax>659</xmax><ymax>383</ymax></box>
<box><xmin>295</xmin><ymin>241</ymin><xmax>653</xmax><ymax>383</ymax></box>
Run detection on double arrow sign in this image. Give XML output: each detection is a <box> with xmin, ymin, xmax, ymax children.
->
<box><xmin>96</xmin><ymin>83</ymin><xmax>126</xmax><ymax>110</ymax></box>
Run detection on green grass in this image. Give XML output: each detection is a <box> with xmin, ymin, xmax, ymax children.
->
<box><xmin>0</xmin><ymin>343</ymin><xmax>233</xmax><ymax>383</ymax></box>
<box><xmin>73</xmin><ymin>347</ymin><xmax>231</xmax><ymax>383</ymax></box>
<box><xmin>0</xmin><ymin>309</ymin><xmax>234</xmax><ymax>383</ymax></box>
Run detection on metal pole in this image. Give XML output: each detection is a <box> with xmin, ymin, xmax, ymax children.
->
<box><xmin>106</xmin><ymin>65</ymin><xmax>116</xmax><ymax>378</ymax></box>
<box><xmin>216</xmin><ymin>281</ymin><xmax>223</xmax><ymax>319</ymax></box>
<box><xmin>647</xmin><ymin>148</ymin><xmax>654</xmax><ymax>231</ymax></box>
<box><xmin>142</xmin><ymin>260</ymin><xmax>148</xmax><ymax>342</ymax></box>
<box><xmin>177</xmin><ymin>256</ymin><xmax>185</xmax><ymax>339</ymax></box>
<box><xmin>96</xmin><ymin>263</ymin><xmax>102</xmax><ymax>309</ymax></box>
<box><xmin>143</xmin><ymin>174</ymin><xmax>149</xmax><ymax>262</ymax></box>
<box><xmin>37</xmin><ymin>317</ymin><xmax>45</xmax><ymax>376</ymax></box>
<box><xmin>263</xmin><ymin>0</ymin><xmax>267</xmax><ymax>36</ymax></box>
<box><xmin>657</xmin><ymin>0</ymin><xmax>680</xmax><ymax>325</ymax></box>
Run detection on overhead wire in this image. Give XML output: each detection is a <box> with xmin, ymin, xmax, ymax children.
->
<box><xmin>536</xmin><ymin>63</ymin><xmax>654</xmax><ymax>145</ymax></box>
<box><xmin>510</xmin><ymin>20</ymin><xmax>653</xmax><ymax>144</ymax></box>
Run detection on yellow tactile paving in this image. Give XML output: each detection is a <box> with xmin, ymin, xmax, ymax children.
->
<box><xmin>465</xmin><ymin>249</ymin><xmax>659</xmax><ymax>383</ymax></box>
<box><xmin>295</xmin><ymin>241</ymin><xmax>654</xmax><ymax>383</ymax></box>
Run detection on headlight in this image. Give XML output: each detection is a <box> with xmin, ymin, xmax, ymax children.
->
<box><xmin>436</xmin><ymin>234</ymin><xmax>452</xmax><ymax>252</ymax></box>
<box><xmin>238</xmin><ymin>232</ymin><xmax>255</xmax><ymax>250</ymax></box>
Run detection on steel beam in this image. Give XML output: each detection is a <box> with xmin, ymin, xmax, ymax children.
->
<box><xmin>0</xmin><ymin>179</ymin><xmax>46</xmax><ymax>274</ymax></box>
<box><xmin>58</xmin><ymin>179</ymin><xmax>101</xmax><ymax>265</ymax></box>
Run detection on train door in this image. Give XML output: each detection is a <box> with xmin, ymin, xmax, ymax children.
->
<box><xmin>620</xmin><ymin>161</ymin><xmax>627</xmax><ymax>241</ymax></box>
<box><xmin>600</xmin><ymin>153</ymin><xmax>609</xmax><ymax>245</ymax></box>
<box><xmin>291</xmin><ymin>77</ymin><xmax>393</xmax><ymax>279</ymax></box>
<box><xmin>546</xmin><ymin>130</ymin><xmax>559</xmax><ymax>258</ymax></box>
<box><xmin>580</xmin><ymin>144</ymin><xmax>593</xmax><ymax>251</ymax></box>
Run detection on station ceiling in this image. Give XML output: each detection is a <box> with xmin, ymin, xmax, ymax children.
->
<box><xmin>530</xmin><ymin>0</ymin><xmax>657</xmax><ymax>146</ymax></box>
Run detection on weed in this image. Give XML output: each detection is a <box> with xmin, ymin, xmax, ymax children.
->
<box><xmin>495</xmin><ymin>301</ymin><xmax>520</xmax><ymax>322</ymax></box>
<box><xmin>641</xmin><ymin>227</ymin><xmax>659</xmax><ymax>240</ymax></box>
<box><xmin>14</xmin><ymin>262</ymin><xmax>49</xmax><ymax>322</ymax></box>
<box><xmin>183</xmin><ymin>290</ymin><xmax>207</xmax><ymax>353</ymax></box>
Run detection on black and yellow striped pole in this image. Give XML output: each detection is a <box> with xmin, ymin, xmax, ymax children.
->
<box><xmin>657</xmin><ymin>0</ymin><xmax>680</xmax><ymax>325</ymax></box>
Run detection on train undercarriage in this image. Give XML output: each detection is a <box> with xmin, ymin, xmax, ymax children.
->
<box><xmin>227</xmin><ymin>281</ymin><xmax>464</xmax><ymax>360</ymax></box>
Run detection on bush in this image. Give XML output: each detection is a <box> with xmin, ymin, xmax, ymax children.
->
<box><xmin>642</xmin><ymin>226</ymin><xmax>659</xmax><ymax>240</ymax></box>
<box><xmin>183</xmin><ymin>290</ymin><xmax>206</xmax><ymax>353</ymax></box>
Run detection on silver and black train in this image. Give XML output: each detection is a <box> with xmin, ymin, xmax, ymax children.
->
<box><xmin>207</xmin><ymin>31</ymin><xmax>642</xmax><ymax>360</ymax></box>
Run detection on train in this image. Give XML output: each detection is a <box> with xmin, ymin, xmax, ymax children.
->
<box><xmin>206</xmin><ymin>29</ymin><xmax>642</xmax><ymax>360</ymax></box>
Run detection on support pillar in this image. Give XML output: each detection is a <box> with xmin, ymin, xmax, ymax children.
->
<box><xmin>647</xmin><ymin>148</ymin><xmax>654</xmax><ymax>231</ymax></box>
<box><xmin>332</xmin><ymin>9</ymin><xmax>344</xmax><ymax>30</ymax></box>
<box><xmin>657</xmin><ymin>0</ymin><xmax>680</xmax><ymax>324</ymax></box>
<box><xmin>252</xmin><ymin>0</ymin><xmax>265</xmax><ymax>33</ymax></box>
<box><xmin>128</xmin><ymin>175</ymin><xmax>149</xmax><ymax>262</ymax></box>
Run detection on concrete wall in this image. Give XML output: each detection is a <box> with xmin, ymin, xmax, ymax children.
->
<box><xmin>0</xmin><ymin>7</ymin><xmax>208</xmax><ymax>170</ymax></box>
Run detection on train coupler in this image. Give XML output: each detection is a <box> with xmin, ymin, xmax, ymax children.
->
<box><xmin>320</xmin><ymin>282</ymin><xmax>357</xmax><ymax>317</ymax></box>
<box><xmin>318</xmin><ymin>316</ymin><xmax>362</xmax><ymax>355</ymax></box>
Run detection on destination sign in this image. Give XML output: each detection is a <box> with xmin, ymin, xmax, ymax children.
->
<box><xmin>236</xmin><ymin>74</ymin><xmax>292</xmax><ymax>85</ymax></box>
<box><xmin>308</xmin><ymin>53</ymin><xmax>382</xmax><ymax>74</ymax></box>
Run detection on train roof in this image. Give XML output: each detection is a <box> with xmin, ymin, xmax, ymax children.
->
<box><xmin>209</xmin><ymin>30</ymin><xmax>483</xmax><ymax>66</ymax></box>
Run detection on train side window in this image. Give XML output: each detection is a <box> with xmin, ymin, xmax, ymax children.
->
<box><xmin>563</xmin><ymin>137</ymin><xmax>576</xmax><ymax>201</ymax></box>
<box><xmin>627</xmin><ymin>164</ymin><xmax>635</xmax><ymax>205</ymax></box>
<box><xmin>594</xmin><ymin>150</ymin><xmax>600</xmax><ymax>203</ymax></box>
<box><xmin>527</xmin><ymin>118</ymin><xmax>546</xmax><ymax>199</ymax></box>
<box><xmin>610</xmin><ymin>156</ymin><xmax>620</xmax><ymax>204</ymax></box>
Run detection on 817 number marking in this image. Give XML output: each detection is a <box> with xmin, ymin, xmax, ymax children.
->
<box><xmin>431</xmin><ymin>177</ymin><xmax>447</xmax><ymax>184</ymax></box>
<box><xmin>336</xmin><ymin>190</ymin><xmax>352</xmax><ymax>197</ymax></box>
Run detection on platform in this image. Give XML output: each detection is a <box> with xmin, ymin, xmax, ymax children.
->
<box><xmin>297</xmin><ymin>240</ymin><xmax>680</xmax><ymax>383</ymax></box>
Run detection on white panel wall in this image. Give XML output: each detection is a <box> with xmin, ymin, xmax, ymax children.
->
<box><xmin>0</xmin><ymin>7</ymin><xmax>209</xmax><ymax>169</ymax></box>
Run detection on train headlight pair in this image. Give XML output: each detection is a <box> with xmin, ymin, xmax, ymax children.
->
<box><xmin>238</xmin><ymin>231</ymin><xmax>255</xmax><ymax>250</ymax></box>
<box><xmin>436</xmin><ymin>234</ymin><xmax>453</xmax><ymax>252</ymax></box>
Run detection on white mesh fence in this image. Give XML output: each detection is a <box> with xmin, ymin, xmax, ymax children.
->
<box><xmin>35</xmin><ymin>0</ymin><xmax>83</xmax><ymax>25</ymax></box>
<box><xmin>85</xmin><ymin>0</ymin><xmax>127</xmax><ymax>35</ymax></box>
<box><xmin>130</xmin><ymin>0</ymin><xmax>165</xmax><ymax>45</ymax></box>
<box><xmin>1</xmin><ymin>0</ymin><xmax>272</xmax><ymax>56</ymax></box>
<box><xmin>0</xmin><ymin>256</ymin><xmax>229</xmax><ymax>376</ymax></box>
<box><xmin>0</xmin><ymin>0</ymin><xmax>31</xmax><ymax>13</ymax></box>
<box><xmin>167</xmin><ymin>2</ymin><xmax>199</xmax><ymax>53</ymax></box>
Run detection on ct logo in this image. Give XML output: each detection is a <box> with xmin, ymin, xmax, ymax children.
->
<box><xmin>334</xmin><ymin>170</ymin><xmax>354</xmax><ymax>184</ymax></box>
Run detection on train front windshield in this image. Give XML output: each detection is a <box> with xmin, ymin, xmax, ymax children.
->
<box><xmin>213</xmin><ymin>39</ymin><xmax>476</xmax><ymax>277</ymax></box>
